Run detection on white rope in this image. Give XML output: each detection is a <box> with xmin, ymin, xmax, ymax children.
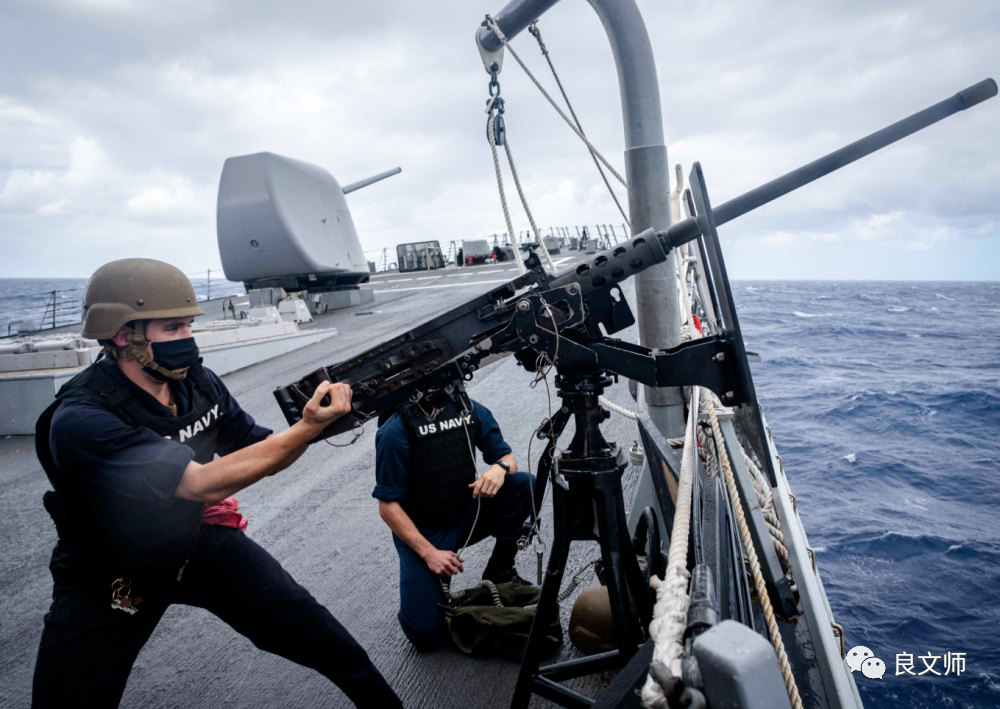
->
<box><xmin>501</xmin><ymin>136</ymin><xmax>557</xmax><ymax>272</ymax></box>
<box><xmin>672</xmin><ymin>199</ymin><xmax>790</xmax><ymax>565</ymax></box>
<box><xmin>700</xmin><ymin>388</ymin><xmax>803</xmax><ymax>709</ymax></box>
<box><xmin>485</xmin><ymin>17</ymin><xmax>627</xmax><ymax>189</ymax></box>
<box><xmin>641</xmin><ymin>387</ymin><xmax>699</xmax><ymax>706</ymax></box>
<box><xmin>743</xmin><ymin>450</ymin><xmax>791</xmax><ymax>570</ymax></box>
<box><xmin>599</xmin><ymin>395</ymin><xmax>638</xmax><ymax>420</ymax></box>
<box><xmin>636</xmin><ymin>216</ymin><xmax>798</xmax><ymax>705</ymax></box>
<box><xmin>487</xmin><ymin>113</ymin><xmax>528</xmax><ymax>276</ymax></box>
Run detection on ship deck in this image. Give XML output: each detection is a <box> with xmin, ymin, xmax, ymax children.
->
<box><xmin>1</xmin><ymin>256</ymin><xmax>651</xmax><ymax>708</ymax></box>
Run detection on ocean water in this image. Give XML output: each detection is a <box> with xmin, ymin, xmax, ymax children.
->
<box><xmin>0</xmin><ymin>276</ymin><xmax>246</xmax><ymax>336</ymax></box>
<box><xmin>734</xmin><ymin>281</ymin><xmax>1000</xmax><ymax>708</ymax></box>
<box><xmin>1</xmin><ymin>278</ymin><xmax>997</xmax><ymax>707</ymax></box>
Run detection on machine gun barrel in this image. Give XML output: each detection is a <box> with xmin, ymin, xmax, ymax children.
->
<box><xmin>659</xmin><ymin>79</ymin><xmax>997</xmax><ymax>251</ymax></box>
<box><xmin>274</xmin><ymin>79</ymin><xmax>995</xmax><ymax>440</ymax></box>
<box><xmin>548</xmin><ymin>79</ymin><xmax>996</xmax><ymax>301</ymax></box>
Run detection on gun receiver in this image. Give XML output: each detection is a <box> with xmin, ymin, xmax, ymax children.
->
<box><xmin>275</xmin><ymin>79</ymin><xmax>996</xmax><ymax>443</ymax></box>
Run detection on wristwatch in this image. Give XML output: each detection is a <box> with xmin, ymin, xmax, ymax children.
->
<box><xmin>495</xmin><ymin>459</ymin><xmax>511</xmax><ymax>475</ymax></box>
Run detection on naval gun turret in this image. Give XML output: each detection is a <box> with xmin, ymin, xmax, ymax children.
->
<box><xmin>217</xmin><ymin>152</ymin><xmax>399</xmax><ymax>310</ymax></box>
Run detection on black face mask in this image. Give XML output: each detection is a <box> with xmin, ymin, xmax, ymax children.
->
<box><xmin>144</xmin><ymin>337</ymin><xmax>201</xmax><ymax>381</ymax></box>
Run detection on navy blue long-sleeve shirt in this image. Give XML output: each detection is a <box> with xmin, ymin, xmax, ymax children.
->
<box><xmin>372</xmin><ymin>400</ymin><xmax>511</xmax><ymax>503</ymax></box>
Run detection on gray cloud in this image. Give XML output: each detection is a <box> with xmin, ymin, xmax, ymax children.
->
<box><xmin>1</xmin><ymin>0</ymin><xmax>998</xmax><ymax>279</ymax></box>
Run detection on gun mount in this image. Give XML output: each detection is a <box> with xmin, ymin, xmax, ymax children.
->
<box><xmin>274</xmin><ymin>79</ymin><xmax>996</xmax><ymax>456</ymax></box>
<box><xmin>274</xmin><ymin>76</ymin><xmax>993</xmax><ymax>709</ymax></box>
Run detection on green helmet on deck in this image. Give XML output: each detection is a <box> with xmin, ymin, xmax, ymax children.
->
<box><xmin>81</xmin><ymin>258</ymin><xmax>204</xmax><ymax>339</ymax></box>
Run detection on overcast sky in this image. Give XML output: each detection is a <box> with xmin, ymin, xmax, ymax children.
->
<box><xmin>1</xmin><ymin>0</ymin><xmax>998</xmax><ymax>280</ymax></box>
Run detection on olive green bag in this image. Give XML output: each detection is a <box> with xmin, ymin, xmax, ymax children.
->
<box><xmin>443</xmin><ymin>581</ymin><xmax>563</xmax><ymax>660</ymax></box>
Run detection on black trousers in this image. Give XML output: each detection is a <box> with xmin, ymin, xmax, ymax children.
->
<box><xmin>32</xmin><ymin>525</ymin><xmax>401</xmax><ymax>708</ymax></box>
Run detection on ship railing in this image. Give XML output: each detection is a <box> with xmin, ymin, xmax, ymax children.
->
<box><xmin>1</xmin><ymin>270</ymin><xmax>246</xmax><ymax>339</ymax></box>
<box><xmin>362</xmin><ymin>222</ymin><xmax>632</xmax><ymax>273</ymax></box>
<box><xmin>3</xmin><ymin>286</ymin><xmax>85</xmax><ymax>337</ymax></box>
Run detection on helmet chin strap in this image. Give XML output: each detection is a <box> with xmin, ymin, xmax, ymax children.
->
<box><xmin>121</xmin><ymin>321</ymin><xmax>190</xmax><ymax>381</ymax></box>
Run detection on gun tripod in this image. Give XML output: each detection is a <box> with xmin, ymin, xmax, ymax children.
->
<box><xmin>511</xmin><ymin>370</ymin><xmax>654</xmax><ymax>708</ymax></box>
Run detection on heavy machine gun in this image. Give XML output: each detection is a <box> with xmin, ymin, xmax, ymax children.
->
<box><xmin>274</xmin><ymin>79</ymin><xmax>996</xmax><ymax>452</ymax></box>
<box><xmin>274</xmin><ymin>79</ymin><xmax>995</xmax><ymax>709</ymax></box>
<box><xmin>273</xmin><ymin>77</ymin><xmax>996</xmax><ymax>709</ymax></box>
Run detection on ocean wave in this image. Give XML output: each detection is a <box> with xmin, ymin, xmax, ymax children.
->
<box><xmin>792</xmin><ymin>310</ymin><xmax>833</xmax><ymax>318</ymax></box>
<box><xmin>944</xmin><ymin>544</ymin><xmax>982</xmax><ymax>560</ymax></box>
<box><xmin>832</xmin><ymin>531</ymin><xmax>961</xmax><ymax>560</ymax></box>
<box><xmin>812</xmin><ymin>324</ymin><xmax>915</xmax><ymax>339</ymax></box>
<box><xmin>818</xmin><ymin>387</ymin><xmax>1000</xmax><ymax>431</ymax></box>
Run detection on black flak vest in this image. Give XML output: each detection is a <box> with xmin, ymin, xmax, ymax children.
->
<box><xmin>36</xmin><ymin>359</ymin><xmax>225</xmax><ymax>575</ymax></box>
<box><xmin>399</xmin><ymin>400</ymin><xmax>479</xmax><ymax>531</ymax></box>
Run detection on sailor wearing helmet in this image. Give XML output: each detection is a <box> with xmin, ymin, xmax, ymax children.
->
<box><xmin>32</xmin><ymin>258</ymin><xmax>400</xmax><ymax>708</ymax></box>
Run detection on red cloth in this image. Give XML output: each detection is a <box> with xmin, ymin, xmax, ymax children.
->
<box><xmin>202</xmin><ymin>497</ymin><xmax>248</xmax><ymax>531</ymax></box>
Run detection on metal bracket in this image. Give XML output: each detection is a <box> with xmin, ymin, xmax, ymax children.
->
<box><xmin>475</xmin><ymin>23</ymin><xmax>504</xmax><ymax>75</ymax></box>
<box><xmin>716</xmin><ymin>411</ymin><xmax>797</xmax><ymax>617</ymax></box>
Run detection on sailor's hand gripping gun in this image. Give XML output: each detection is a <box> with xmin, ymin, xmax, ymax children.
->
<box><xmin>274</xmin><ymin>79</ymin><xmax>996</xmax><ymax>448</ymax></box>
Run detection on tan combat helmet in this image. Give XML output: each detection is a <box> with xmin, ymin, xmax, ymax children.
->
<box><xmin>568</xmin><ymin>585</ymin><xmax>618</xmax><ymax>654</ymax></box>
<box><xmin>82</xmin><ymin>258</ymin><xmax>204</xmax><ymax>339</ymax></box>
<box><xmin>82</xmin><ymin>258</ymin><xmax>204</xmax><ymax>379</ymax></box>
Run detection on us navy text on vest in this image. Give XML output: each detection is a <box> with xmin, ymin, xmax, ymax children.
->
<box><xmin>168</xmin><ymin>403</ymin><xmax>222</xmax><ymax>443</ymax></box>
<box><xmin>415</xmin><ymin>414</ymin><xmax>472</xmax><ymax>437</ymax></box>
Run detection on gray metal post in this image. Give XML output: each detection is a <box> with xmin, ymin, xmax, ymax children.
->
<box><xmin>585</xmin><ymin>0</ymin><xmax>683</xmax><ymax>436</ymax></box>
<box><xmin>476</xmin><ymin>0</ymin><xmax>562</xmax><ymax>52</ymax></box>
<box><xmin>479</xmin><ymin>0</ymin><xmax>685</xmax><ymax>437</ymax></box>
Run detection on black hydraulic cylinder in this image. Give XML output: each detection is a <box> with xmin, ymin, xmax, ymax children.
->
<box><xmin>660</xmin><ymin>78</ymin><xmax>997</xmax><ymax>250</ymax></box>
<box><xmin>684</xmin><ymin>564</ymin><xmax>720</xmax><ymax>642</ymax></box>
